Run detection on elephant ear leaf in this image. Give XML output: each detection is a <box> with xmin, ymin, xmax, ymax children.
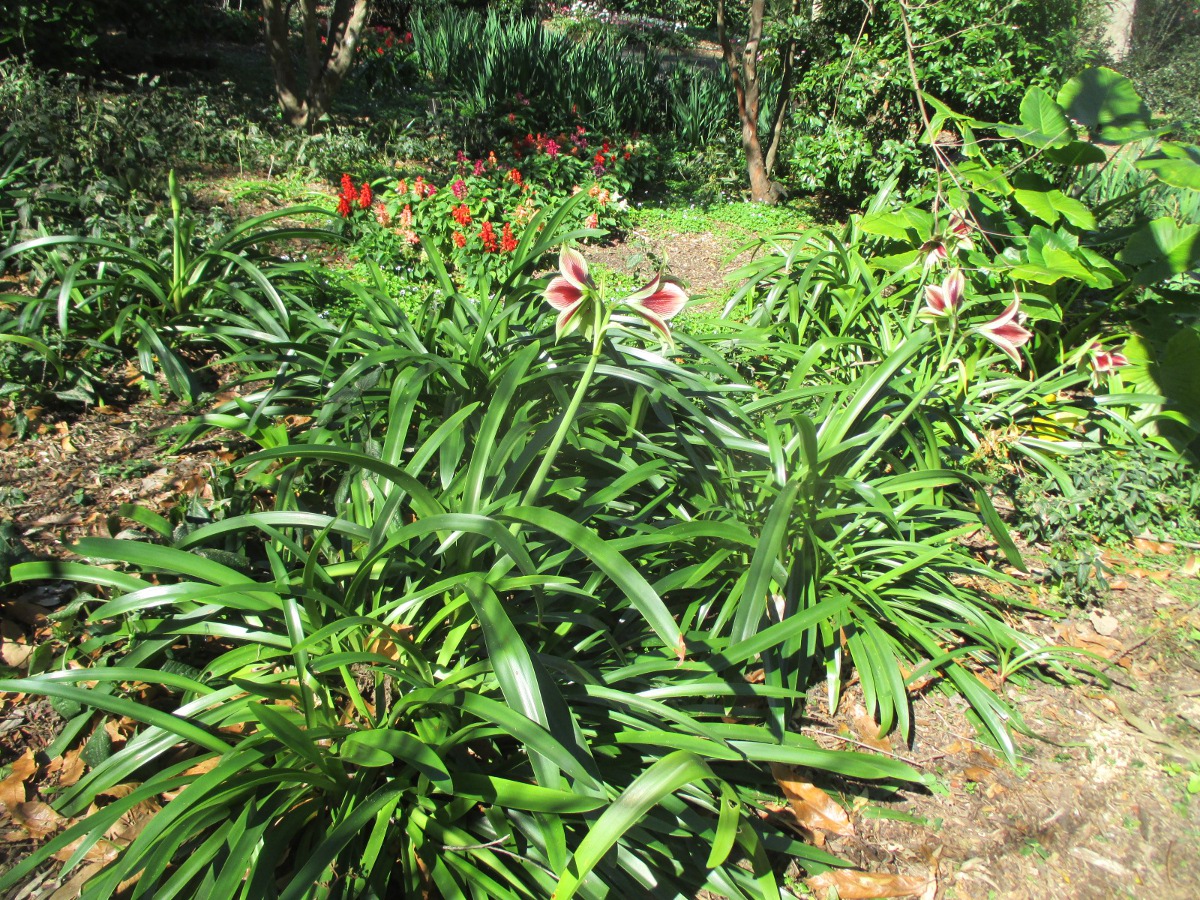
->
<box><xmin>1136</xmin><ymin>142</ymin><xmax>1200</xmax><ymax>191</ymax></box>
<box><xmin>1057</xmin><ymin>67</ymin><xmax>1157</xmax><ymax>143</ymax></box>
<box><xmin>996</xmin><ymin>86</ymin><xmax>1074</xmax><ymax>149</ymax></box>
<box><xmin>1117</xmin><ymin>217</ymin><xmax>1200</xmax><ymax>284</ymax></box>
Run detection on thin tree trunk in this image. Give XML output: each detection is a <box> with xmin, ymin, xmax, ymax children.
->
<box><xmin>718</xmin><ymin>0</ymin><xmax>771</xmax><ymax>202</ymax></box>
<box><xmin>1103</xmin><ymin>0</ymin><xmax>1137</xmax><ymax>60</ymax></box>
<box><xmin>261</xmin><ymin>0</ymin><xmax>372</xmax><ymax>131</ymax></box>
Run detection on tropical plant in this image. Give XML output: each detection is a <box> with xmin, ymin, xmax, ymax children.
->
<box><xmin>2</xmin><ymin>223</ymin><xmax>938</xmax><ymax>898</ymax></box>
<box><xmin>0</xmin><ymin>172</ymin><xmax>341</xmax><ymax>400</ymax></box>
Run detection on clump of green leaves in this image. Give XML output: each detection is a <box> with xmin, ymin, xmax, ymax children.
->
<box><xmin>1013</xmin><ymin>445</ymin><xmax>1200</xmax><ymax>548</ymax></box>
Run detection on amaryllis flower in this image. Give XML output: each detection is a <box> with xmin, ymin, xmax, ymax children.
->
<box><xmin>947</xmin><ymin>210</ymin><xmax>975</xmax><ymax>251</ymax></box>
<box><xmin>1089</xmin><ymin>342</ymin><xmax>1129</xmax><ymax>375</ymax></box>
<box><xmin>921</xmin><ymin>269</ymin><xmax>964</xmax><ymax>320</ymax></box>
<box><xmin>976</xmin><ymin>298</ymin><xmax>1033</xmax><ymax>368</ymax></box>
<box><xmin>545</xmin><ymin>246</ymin><xmax>596</xmax><ymax>340</ymax></box>
<box><xmin>622</xmin><ymin>272</ymin><xmax>688</xmax><ymax>341</ymax></box>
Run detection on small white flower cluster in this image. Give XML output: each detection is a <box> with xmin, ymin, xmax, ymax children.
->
<box><xmin>556</xmin><ymin>0</ymin><xmax>686</xmax><ymax>35</ymax></box>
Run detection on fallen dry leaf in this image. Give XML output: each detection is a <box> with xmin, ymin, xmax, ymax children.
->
<box><xmin>46</xmin><ymin>750</ymin><xmax>86</xmax><ymax>789</ymax></box>
<box><xmin>1180</xmin><ymin>554</ymin><xmax>1200</xmax><ymax>577</ymax></box>
<box><xmin>807</xmin><ymin>869</ymin><xmax>929</xmax><ymax>899</ymax></box>
<box><xmin>366</xmin><ymin>624</ymin><xmax>416</xmax><ymax>661</ymax></box>
<box><xmin>850</xmin><ymin>709</ymin><xmax>893</xmax><ymax>752</ymax></box>
<box><xmin>10</xmin><ymin>801</ymin><xmax>67</xmax><ymax>839</ymax></box>
<box><xmin>1089</xmin><ymin>612</ymin><xmax>1120</xmax><ymax>637</ymax></box>
<box><xmin>0</xmin><ymin>636</ymin><xmax>35</xmax><ymax>668</ymax></box>
<box><xmin>53</xmin><ymin>837</ymin><xmax>121</xmax><ymax>865</ymax></box>
<box><xmin>770</xmin><ymin>763</ymin><xmax>854</xmax><ymax>837</ymax></box>
<box><xmin>47</xmin><ymin>861</ymin><xmax>108</xmax><ymax>900</ymax></box>
<box><xmin>1054</xmin><ymin>623</ymin><xmax>1123</xmax><ymax>658</ymax></box>
<box><xmin>0</xmin><ymin>749</ymin><xmax>37</xmax><ymax>809</ymax></box>
<box><xmin>962</xmin><ymin>766</ymin><xmax>992</xmax><ymax>782</ymax></box>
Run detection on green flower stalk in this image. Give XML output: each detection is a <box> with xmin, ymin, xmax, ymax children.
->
<box><xmin>522</xmin><ymin>247</ymin><xmax>688</xmax><ymax>507</ymax></box>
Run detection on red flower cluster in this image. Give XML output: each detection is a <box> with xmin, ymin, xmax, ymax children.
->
<box><xmin>452</xmin><ymin>232</ymin><xmax>467</xmax><ymax>248</ymax></box>
<box><xmin>452</xmin><ymin>204</ymin><xmax>472</xmax><ymax>227</ymax></box>
<box><xmin>501</xmin><ymin>222</ymin><xmax>518</xmax><ymax>253</ymax></box>
<box><xmin>507</xmin><ymin>168</ymin><xmax>522</xmax><ymax>185</ymax></box>
<box><xmin>481</xmin><ymin>221</ymin><xmax>499</xmax><ymax>253</ymax></box>
<box><xmin>336</xmin><ymin>174</ymin><xmax>372</xmax><ymax>217</ymax></box>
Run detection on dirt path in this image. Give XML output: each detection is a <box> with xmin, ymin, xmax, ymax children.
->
<box><xmin>806</xmin><ymin>553</ymin><xmax>1200</xmax><ymax>899</ymax></box>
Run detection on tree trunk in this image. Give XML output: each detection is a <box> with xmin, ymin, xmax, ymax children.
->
<box><xmin>261</xmin><ymin>0</ymin><xmax>372</xmax><ymax>131</ymax></box>
<box><xmin>1103</xmin><ymin>0</ymin><xmax>1137</xmax><ymax>60</ymax></box>
<box><xmin>717</xmin><ymin>0</ymin><xmax>799</xmax><ymax>204</ymax></box>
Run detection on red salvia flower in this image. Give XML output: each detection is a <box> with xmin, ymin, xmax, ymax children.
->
<box><xmin>358</xmin><ymin>182</ymin><xmax>372</xmax><ymax>209</ymax></box>
<box><xmin>452</xmin><ymin>204</ymin><xmax>472</xmax><ymax>227</ymax></box>
<box><xmin>481</xmin><ymin>221</ymin><xmax>499</xmax><ymax>253</ymax></box>
<box><xmin>340</xmin><ymin>173</ymin><xmax>358</xmax><ymax>202</ymax></box>
<box><xmin>508</xmin><ymin>168</ymin><xmax>522</xmax><ymax>185</ymax></box>
<box><xmin>452</xmin><ymin>231</ymin><xmax>467</xmax><ymax>248</ymax></box>
<box><xmin>336</xmin><ymin>196</ymin><xmax>352</xmax><ymax>217</ymax></box>
<box><xmin>500</xmin><ymin>222</ymin><xmax>518</xmax><ymax>253</ymax></box>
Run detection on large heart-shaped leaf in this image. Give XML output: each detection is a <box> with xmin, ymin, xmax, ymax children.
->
<box><xmin>1057</xmin><ymin>67</ymin><xmax>1155</xmax><ymax>143</ymax></box>
<box><xmin>996</xmin><ymin>86</ymin><xmax>1073</xmax><ymax>149</ymax></box>
<box><xmin>1013</xmin><ymin>189</ymin><xmax>1097</xmax><ymax>230</ymax></box>
<box><xmin>1118</xmin><ymin>217</ymin><xmax>1200</xmax><ymax>283</ymax></box>
<box><xmin>1135</xmin><ymin>141</ymin><xmax>1200</xmax><ymax>190</ymax></box>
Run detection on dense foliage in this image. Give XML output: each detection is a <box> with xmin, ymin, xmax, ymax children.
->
<box><xmin>2</xmin><ymin>1</ymin><xmax>1200</xmax><ymax>894</ymax></box>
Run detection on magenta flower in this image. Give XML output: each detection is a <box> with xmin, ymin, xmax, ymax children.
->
<box><xmin>451</xmin><ymin>178</ymin><xmax>468</xmax><ymax>200</ymax></box>
<box><xmin>976</xmin><ymin>298</ymin><xmax>1033</xmax><ymax>368</ymax></box>
<box><xmin>947</xmin><ymin>211</ymin><xmax>975</xmax><ymax>251</ymax></box>
<box><xmin>622</xmin><ymin>273</ymin><xmax>688</xmax><ymax>341</ymax></box>
<box><xmin>1089</xmin><ymin>342</ymin><xmax>1129</xmax><ymax>375</ymax></box>
<box><xmin>545</xmin><ymin>247</ymin><xmax>597</xmax><ymax>340</ymax></box>
<box><xmin>920</xmin><ymin>269</ymin><xmax>964</xmax><ymax>320</ymax></box>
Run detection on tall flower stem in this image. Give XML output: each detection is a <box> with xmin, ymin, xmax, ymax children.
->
<box><xmin>521</xmin><ymin>331</ymin><xmax>604</xmax><ymax>509</ymax></box>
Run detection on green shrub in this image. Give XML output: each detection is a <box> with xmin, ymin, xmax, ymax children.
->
<box><xmin>0</xmin><ymin>0</ymin><xmax>98</xmax><ymax>71</ymax></box>
<box><xmin>787</xmin><ymin>0</ymin><xmax>1085</xmax><ymax>201</ymax></box>
<box><xmin>1014</xmin><ymin>443</ymin><xmax>1200</xmax><ymax>547</ymax></box>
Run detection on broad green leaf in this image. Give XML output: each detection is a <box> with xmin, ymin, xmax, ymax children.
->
<box><xmin>1057</xmin><ymin>67</ymin><xmax>1154</xmax><ymax>142</ymax></box>
<box><xmin>1117</xmin><ymin>217</ymin><xmax>1200</xmax><ymax>283</ymax></box>
<box><xmin>1012</xmin><ymin>189</ymin><xmax>1096</xmax><ymax>230</ymax></box>
<box><xmin>995</xmin><ymin>86</ymin><xmax>1072</xmax><ymax>149</ymax></box>
<box><xmin>859</xmin><ymin>207</ymin><xmax>933</xmax><ymax>242</ymax></box>
<box><xmin>1135</xmin><ymin>141</ymin><xmax>1200</xmax><ymax>190</ymax></box>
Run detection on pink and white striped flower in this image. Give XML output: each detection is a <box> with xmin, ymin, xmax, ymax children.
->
<box><xmin>921</xmin><ymin>269</ymin><xmax>964</xmax><ymax>320</ymax></box>
<box><xmin>544</xmin><ymin>246</ymin><xmax>597</xmax><ymax>340</ymax></box>
<box><xmin>622</xmin><ymin>273</ymin><xmax>688</xmax><ymax>341</ymax></box>
<box><xmin>976</xmin><ymin>297</ymin><xmax>1033</xmax><ymax>368</ymax></box>
<box><xmin>1089</xmin><ymin>342</ymin><xmax>1129</xmax><ymax>375</ymax></box>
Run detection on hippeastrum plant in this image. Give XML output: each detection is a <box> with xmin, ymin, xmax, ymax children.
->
<box><xmin>975</xmin><ymin>296</ymin><xmax>1033</xmax><ymax>369</ymax></box>
<box><xmin>544</xmin><ymin>246</ymin><xmax>687</xmax><ymax>344</ymax></box>
<box><xmin>919</xmin><ymin>268</ymin><xmax>964</xmax><ymax>320</ymax></box>
<box><xmin>528</xmin><ymin>245</ymin><xmax>688</xmax><ymax>508</ymax></box>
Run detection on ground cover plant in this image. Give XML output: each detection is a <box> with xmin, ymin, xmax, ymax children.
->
<box><xmin>1</xmin><ymin>2</ymin><xmax>1200</xmax><ymax>897</ymax></box>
